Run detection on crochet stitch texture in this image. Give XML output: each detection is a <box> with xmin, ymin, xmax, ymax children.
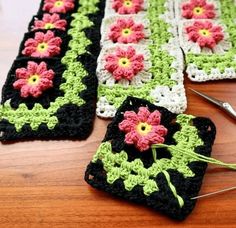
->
<box><xmin>85</xmin><ymin>96</ymin><xmax>216</xmax><ymax>220</ymax></box>
<box><xmin>0</xmin><ymin>0</ymin><xmax>105</xmax><ymax>141</ymax></box>
<box><xmin>177</xmin><ymin>0</ymin><xmax>236</xmax><ymax>81</ymax></box>
<box><xmin>96</xmin><ymin>0</ymin><xmax>236</xmax><ymax>118</ymax></box>
<box><xmin>96</xmin><ymin>0</ymin><xmax>187</xmax><ymax>118</ymax></box>
<box><xmin>85</xmin><ymin>97</ymin><xmax>216</xmax><ymax>220</ymax></box>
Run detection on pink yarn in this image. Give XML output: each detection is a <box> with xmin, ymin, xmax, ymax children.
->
<box><xmin>108</xmin><ymin>18</ymin><xmax>145</xmax><ymax>44</ymax></box>
<box><xmin>13</xmin><ymin>61</ymin><xmax>55</xmax><ymax>98</ymax></box>
<box><xmin>33</xmin><ymin>13</ymin><xmax>67</xmax><ymax>31</ymax></box>
<box><xmin>22</xmin><ymin>31</ymin><xmax>62</xmax><ymax>58</ymax></box>
<box><xmin>186</xmin><ymin>21</ymin><xmax>224</xmax><ymax>49</ymax></box>
<box><xmin>182</xmin><ymin>0</ymin><xmax>216</xmax><ymax>19</ymax></box>
<box><xmin>105</xmin><ymin>46</ymin><xmax>144</xmax><ymax>81</ymax></box>
<box><xmin>119</xmin><ymin>107</ymin><xmax>168</xmax><ymax>152</ymax></box>
<box><xmin>43</xmin><ymin>0</ymin><xmax>75</xmax><ymax>14</ymax></box>
<box><xmin>112</xmin><ymin>0</ymin><xmax>144</xmax><ymax>14</ymax></box>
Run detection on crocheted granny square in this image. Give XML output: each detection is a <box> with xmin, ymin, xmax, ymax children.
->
<box><xmin>175</xmin><ymin>0</ymin><xmax>221</xmax><ymax>21</ymax></box>
<box><xmin>100</xmin><ymin>15</ymin><xmax>151</xmax><ymax>46</ymax></box>
<box><xmin>96</xmin><ymin>0</ymin><xmax>186</xmax><ymax>118</ymax></box>
<box><xmin>0</xmin><ymin>0</ymin><xmax>105</xmax><ymax>141</ymax></box>
<box><xmin>104</xmin><ymin>0</ymin><xmax>149</xmax><ymax>17</ymax></box>
<box><xmin>179</xmin><ymin>19</ymin><xmax>231</xmax><ymax>54</ymax></box>
<box><xmin>176</xmin><ymin>0</ymin><xmax>236</xmax><ymax>82</ymax></box>
<box><xmin>85</xmin><ymin>96</ymin><xmax>216</xmax><ymax>220</ymax></box>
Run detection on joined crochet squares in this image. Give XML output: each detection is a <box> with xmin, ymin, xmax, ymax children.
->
<box><xmin>33</xmin><ymin>14</ymin><xmax>67</xmax><ymax>31</ymax></box>
<box><xmin>112</xmin><ymin>0</ymin><xmax>144</xmax><ymax>14</ymax></box>
<box><xmin>0</xmin><ymin>0</ymin><xmax>105</xmax><ymax>140</ymax></box>
<box><xmin>182</xmin><ymin>0</ymin><xmax>216</xmax><ymax>19</ymax></box>
<box><xmin>108</xmin><ymin>18</ymin><xmax>145</xmax><ymax>43</ymax></box>
<box><xmin>85</xmin><ymin>96</ymin><xmax>216</xmax><ymax>220</ymax></box>
<box><xmin>13</xmin><ymin>61</ymin><xmax>54</xmax><ymax>98</ymax></box>
<box><xmin>179</xmin><ymin>0</ymin><xmax>236</xmax><ymax>82</ymax></box>
<box><xmin>43</xmin><ymin>0</ymin><xmax>75</xmax><ymax>14</ymax></box>
<box><xmin>22</xmin><ymin>31</ymin><xmax>62</xmax><ymax>58</ymax></box>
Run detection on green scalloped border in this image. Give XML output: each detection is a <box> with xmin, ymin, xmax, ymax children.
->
<box><xmin>0</xmin><ymin>0</ymin><xmax>100</xmax><ymax>132</ymax></box>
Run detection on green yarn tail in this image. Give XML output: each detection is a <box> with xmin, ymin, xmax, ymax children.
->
<box><xmin>152</xmin><ymin>147</ymin><xmax>184</xmax><ymax>208</ymax></box>
<box><xmin>152</xmin><ymin>144</ymin><xmax>236</xmax><ymax>170</ymax></box>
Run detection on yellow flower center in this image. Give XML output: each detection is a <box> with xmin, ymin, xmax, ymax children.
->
<box><xmin>28</xmin><ymin>74</ymin><xmax>40</xmax><ymax>85</ymax></box>
<box><xmin>124</xmin><ymin>0</ymin><xmax>133</xmax><ymax>8</ymax></box>
<box><xmin>136</xmin><ymin>122</ymin><xmax>152</xmax><ymax>136</ymax></box>
<box><xmin>37</xmin><ymin>42</ymin><xmax>48</xmax><ymax>53</ymax></box>
<box><xmin>118</xmin><ymin>57</ymin><xmax>131</xmax><ymax>67</ymax></box>
<box><xmin>122</xmin><ymin>28</ymin><xmax>132</xmax><ymax>37</ymax></box>
<box><xmin>54</xmin><ymin>0</ymin><xmax>64</xmax><ymax>7</ymax></box>
<box><xmin>44</xmin><ymin>23</ymin><xmax>55</xmax><ymax>29</ymax></box>
<box><xmin>193</xmin><ymin>6</ymin><xmax>204</xmax><ymax>15</ymax></box>
<box><xmin>199</xmin><ymin>29</ymin><xmax>211</xmax><ymax>37</ymax></box>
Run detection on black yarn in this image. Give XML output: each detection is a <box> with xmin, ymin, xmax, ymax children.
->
<box><xmin>85</xmin><ymin>96</ymin><xmax>216</xmax><ymax>220</ymax></box>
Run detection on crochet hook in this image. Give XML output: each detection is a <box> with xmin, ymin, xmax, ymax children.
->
<box><xmin>191</xmin><ymin>186</ymin><xmax>236</xmax><ymax>200</ymax></box>
<box><xmin>189</xmin><ymin>88</ymin><xmax>236</xmax><ymax>120</ymax></box>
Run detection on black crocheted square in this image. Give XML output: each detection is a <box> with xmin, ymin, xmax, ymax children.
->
<box><xmin>17</xmin><ymin>30</ymin><xmax>70</xmax><ymax>59</ymax></box>
<box><xmin>85</xmin><ymin>96</ymin><xmax>216</xmax><ymax>220</ymax></box>
<box><xmin>28</xmin><ymin>14</ymin><xmax>72</xmax><ymax>32</ymax></box>
<box><xmin>1</xmin><ymin>58</ymin><xmax>66</xmax><ymax>110</ymax></box>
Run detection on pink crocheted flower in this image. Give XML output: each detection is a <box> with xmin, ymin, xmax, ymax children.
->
<box><xmin>22</xmin><ymin>31</ymin><xmax>62</xmax><ymax>58</ymax></box>
<box><xmin>105</xmin><ymin>46</ymin><xmax>144</xmax><ymax>81</ymax></box>
<box><xmin>13</xmin><ymin>61</ymin><xmax>55</xmax><ymax>98</ymax></box>
<box><xmin>182</xmin><ymin>0</ymin><xmax>216</xmax><ymax>19</ymax></box>
<box><xmin>109</xmin><ymin>18</ymin><xmax>145</xmax><ymax>43</ymax></box>
<box><xmin>119</xmin><ymin>107</ymin><xmax>168</xmax><ymax>152</ymax></box>
<box><xmin>112</xmin><ymin>0</ymin><xmax>144</xmax><ymax>14</ymax></box>
<box><xmin>186</xmin><ymin>21</ymin><xmax>224</xmax><ymax>48</ymax></box>
<box><xmin>43</xmin><ymin>0</ymin><xmax>75</xmax><ymax>13</ymax></box>
<box><xmin>33</xmin><ymin>14</ymin><xmax>67</xmax><ymax>31</ymax></box>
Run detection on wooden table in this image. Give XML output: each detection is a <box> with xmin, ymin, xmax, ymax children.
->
<box><xmin>0</xmin><ymin>1</ymin><xmax>235</xmax><ymax>227</ymax></box>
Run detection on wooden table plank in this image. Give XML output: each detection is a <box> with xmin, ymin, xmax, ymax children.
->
<box><xmin>0</xmin><ymin>1</ymin><xmax>235</xmax><ymax>227</ymax></box>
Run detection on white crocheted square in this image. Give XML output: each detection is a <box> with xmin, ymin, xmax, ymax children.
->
<box><xmin>97</xmin><ymin>44</ymin><xmax>152</xmax><ymax>87</ymax></box>
<box><xmin>178</xmin><ymin>19</ymin><xmax>231</xmax><ymax>55</ymax></box>
<box><xmin>104</xmin><ymin>0</ymin><xmax>149</xmax><ymax>17</ymax></box>
<box><xmin>175</xmin><ymin>0</ymin><xmax>221</xmax><ymax>21</ymax></box>
<box><xmin>100</xmin><ymin>15</ymin><xmax>151</xmax><ymax>46</ymax></box>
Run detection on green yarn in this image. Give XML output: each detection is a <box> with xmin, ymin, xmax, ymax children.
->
<box><xmin>0</xmin><ymin>2</ymin><xmax>100</xmax><ymax>132</ymax></box>
<box><xmin>98</xmin><ymin>0</ymin><xmax>178</xmax><ymax>109</ymax></box>
<box><xmin>77</xmin><ymin>0</ymin><xmax>101</xmax><ymax>15</ymax></box>
<box><xmin>186</xmin><ymin>0</ymin><xmax>236</xmax><ymax>74</ymax></box>
<box><xmin>153</xmin><ymin>144</ymin><xmax>236</xmax><ymax>171</ymax></box>
<box><xmin>162</xmin><ymin>171</ymin><xmax>184</xmax><ymax>208</ymax></box>
<box><xmin>92</xmin><ymin>114</ymin><xmax>203</xmax><ymax>204</ymax></box>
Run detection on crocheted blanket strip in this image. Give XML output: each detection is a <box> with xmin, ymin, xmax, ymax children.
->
<box><xmin>96</xmin><ymin>0</ymin><xmax>187</xmax><ymax>118</ymax></box>
<box><xmin>0</xmin><ymin>0</ymin><xmax>105</xmax><ymax>141</ymax></box>
<box><xmin>85</xmin><ymin>96</ymin><xmax>216</xmax><ymax>220</ymax></box>
<box><xmin>177</xmin><ymin>0</ymin><xmax>236</xmax><ymax>81</ymax></box>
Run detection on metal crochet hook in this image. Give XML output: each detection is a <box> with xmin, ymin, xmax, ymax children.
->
<box><xmin>192</xmin><ymin>186</ymin><xmax>236</xmax><ymax>200</ymax></box>
<box><xmin>189</xmin><ymin>88</ymin><xmax>236</xmax><ymax>120</ymax></box>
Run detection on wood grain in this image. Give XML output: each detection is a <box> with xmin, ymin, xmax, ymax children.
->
<box><xmin>0</xmin><ymin>1</ymin><xmax>235</xmax><ymax>227</ymax></box>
